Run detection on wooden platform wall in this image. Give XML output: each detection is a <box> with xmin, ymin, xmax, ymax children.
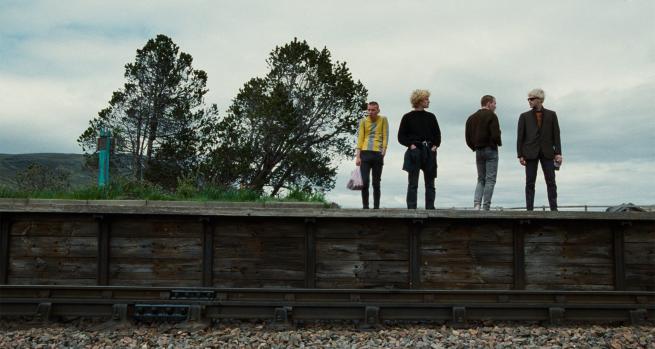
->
<box><xmin>1</xmin><ymin>212</ymin><xmax>653</xmax><ymax>291</ymax></box>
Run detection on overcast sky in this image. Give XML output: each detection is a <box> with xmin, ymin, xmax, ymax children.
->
<box><xmin>1</xmin><ymin>0</ymin><xmax>653</xmax><ymax>208</ymax></box>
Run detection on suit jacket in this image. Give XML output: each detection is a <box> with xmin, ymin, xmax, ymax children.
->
<box><xmin>516</xmin><ymin>108</ymin><xmax>562</xmax><ymax>160</ymax></box>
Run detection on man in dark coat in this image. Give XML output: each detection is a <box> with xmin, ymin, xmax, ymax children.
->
<box><xmin>516</xmin><ymin>88</ymin><xmax>563</xmax><ymax>211</ymax></box>
<box><xmin>398</xmin><ymin>89</ymin><xmax>441</xmax><ymax>209</ymax></box>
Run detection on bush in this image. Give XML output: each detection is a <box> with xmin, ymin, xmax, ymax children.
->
<box><xmin>0</xmin><ymin>178</ymin><xmax>329</xmax><ymax>204</ymax></box>
<box><xmin>176</xmin><ymin>175</ymin><xmax>199</xmax><ymax>199</ymax></box>
<box><xmin>15</xmin><ymin>163</ymin><xmax>71</xmax><ymax>192</ymax></box>
<box><xmin>281</xmin><ymin>187</ymin><xmax>326</xmax><ymax>203</ymax></box>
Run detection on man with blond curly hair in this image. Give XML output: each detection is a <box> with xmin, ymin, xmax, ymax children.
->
<box><xmin>398</xmin><ymin>89</ymin><xmax>441</xmax><ymax>209</ymax></box>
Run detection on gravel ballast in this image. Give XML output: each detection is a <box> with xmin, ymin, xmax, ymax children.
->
<box><xmin>1</xmin><ymin>321</ymin><xmax>653</xmax><ymax>348</ymax></box>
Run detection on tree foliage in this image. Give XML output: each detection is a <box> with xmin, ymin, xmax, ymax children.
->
<box><xmin>78</xmin><ymin>34</ymin><xmax>218</xmax><ymax>188</ymax></box>
<box><xmin>15</xmin><ymin>163</ymin><xmax>71</xmax><ymax>192</ymax></box>
<box><xmin>203</xmin><ymin>39</ymin><xmax>367</xmax><ymax>195</ymax></box>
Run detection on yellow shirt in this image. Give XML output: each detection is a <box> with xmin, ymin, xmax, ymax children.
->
<box><xmin>356</xmin><ymin>115</ymin><xmax>389</xmax><ymax>152</ymax></box>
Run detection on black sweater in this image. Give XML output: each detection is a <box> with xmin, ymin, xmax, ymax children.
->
<box><xmin>397</xmin><ymin>110</ymin><xmax>441</xmax><ymax>148</ymax></box>
<box><xmin>465</xmin><ymin>109</ymin><xmax>502</xmax><ymax>151</ymax></box>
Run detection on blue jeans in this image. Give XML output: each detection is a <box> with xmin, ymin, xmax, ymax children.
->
<box><xmin>474</xmin><ymin>147</ymin><xmax>498</xmax><ymax>210</ymax></box>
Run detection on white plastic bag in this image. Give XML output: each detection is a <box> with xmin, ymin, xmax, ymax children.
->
<box><xmin>346</xmin><ymin>166</ymin><xmax>364</xmax><ymax>190</ymax></box>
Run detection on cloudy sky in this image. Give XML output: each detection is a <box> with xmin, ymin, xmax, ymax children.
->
<box><xmin>1</xmin><ymin>0</ymin><xmax>653</xmax><ymax>208</ymax></box>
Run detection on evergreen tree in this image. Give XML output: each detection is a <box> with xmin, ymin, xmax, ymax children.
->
<box><xmin>204</xmin><ymin>39</ymin><xmax>367</xmax><ymax>195</ymax></box>
<box><xmin>78</xmin><ymin>34</ymin><xmax>218</xmax><ymax>187</ymax></box>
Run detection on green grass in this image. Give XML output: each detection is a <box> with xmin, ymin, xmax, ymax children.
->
<box><xmin>0</xmin><ymin>182</ymin><xmax>328</xmax><ymax>204</ymax></box>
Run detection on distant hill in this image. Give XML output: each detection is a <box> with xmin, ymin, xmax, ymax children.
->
<box><xmin>0</xmin><ymin>153</ymin><xmax>96</xmax><ymax>188</ymax></box>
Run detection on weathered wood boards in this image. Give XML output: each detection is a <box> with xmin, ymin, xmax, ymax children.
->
<box><xmin>421</xmin><ymin>221</ymin><xmax>514</xmax><ymax>290</ymax></box>
<box><xmin>213</xmin><ymin>218</ymin><xmax>305</xmax><ymax>288</ymax></box>
<box><xmin>8</xmin><ymin>218</ymin><xmax>97</xmax><ymax>285</ymax></box>
<box><xmin>109</xmin><ymin>219</ymin><xmax>203</xmax><ymax>287</ymax></box>
<box><xmin>625</xmin><ymin>223</ymin><xmax>655</xmax><ymax>291</ymax></box>
<box><xmin>1</xmin><ymin>203</ymin><xmax>653</xmax><ymax>291</ymax></box>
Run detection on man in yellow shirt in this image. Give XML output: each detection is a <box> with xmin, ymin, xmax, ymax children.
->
<box><xmin>355</xmin><ymin>101</ymin><xmax>389</xmax><ymax>209</ymax></box>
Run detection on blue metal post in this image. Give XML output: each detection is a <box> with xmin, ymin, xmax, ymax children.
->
<box><xmin>98</xmin><ymin>128</ymin><xmax>110</xmax><ymax>188</ymax></box>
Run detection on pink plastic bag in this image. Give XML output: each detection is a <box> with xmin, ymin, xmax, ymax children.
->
<box><xmin>346</xmin><ymin>166</ymin><xmax>364</xmax><ymax>190</ymax></box>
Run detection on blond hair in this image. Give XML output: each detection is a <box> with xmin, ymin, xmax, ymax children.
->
<box><xmin>528</xmin><ymin>88</ymin><xmax>545</xmax><ymax>101</ymax></box>
<box><xmin>410</xmin><ymin>89</ymin><xmax>431</xmax><ymax>108</ymax></box>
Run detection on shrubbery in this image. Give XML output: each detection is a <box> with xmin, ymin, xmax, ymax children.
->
<box><xmin>0</xmin><ymin>175</ymin><xmax>327</xmax><ymax>204</ymax></box>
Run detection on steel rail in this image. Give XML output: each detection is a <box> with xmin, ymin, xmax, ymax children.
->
<box><xmin>1</xmin><ymin>285</ymin><xmax>652</xmax><ymax>325</ymax></box>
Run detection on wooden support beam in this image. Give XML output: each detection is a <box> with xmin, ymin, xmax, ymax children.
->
<box><xmin>0</xmin><ymin>214</ymin><xmax>11</xmax><ymax>284</ymax></box>
<box><xmin>304</xmin><ymin>218</ymin><xmax>317</xmax><ymax>288</ymax></box>
<box><xmin>201</xmin><ymin>218</ymin><xmax>215</xmax><ymax>287</ymax></box>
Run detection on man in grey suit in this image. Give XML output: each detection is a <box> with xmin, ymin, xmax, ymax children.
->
<box><xmin>517</xmin><ymin>88</ymin><xmax>562</xmax><ymax>211</ymax></box>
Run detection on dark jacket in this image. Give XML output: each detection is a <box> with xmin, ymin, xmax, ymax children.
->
<box><xmin>516</xmin><ymin>108</ymin><xmax>562</xmax><ymax>160</ymax></box>
<box><xmin>402</xmin><ymin>144</ymin><xmax>437</xmax><ymax>177</ymax></box>
<box><xmin>465</xmin><ymin>109</ymin><xmax>502</xmax><ymax>151</ymax></box>
<box><xmin>397</xmin><ymin>110</ymin><xmax>441</xmax><ymax>148</ymax></box>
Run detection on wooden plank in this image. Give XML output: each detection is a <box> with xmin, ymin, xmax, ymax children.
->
<box><xmin>421</xmin><ymin>263</ymin><xmax>513</xmax><ymax>285</ymax></box>
<box><xmin>109</xmin><ymin>279</ymin><xmax>202</xmax><ymax>287</ymax></box>
<box><xmin>523</xmin><ymin>244</ymin><xmax>612</xmax><ymax>264</ymax></box>
<box><xmin>216</xmin><ymin>238</ymin><xmax>304</xmax><ymax>258</ymax></box>
<box><xmin>10</xmin><ymin>257</ymin><xmax>97</xmax><ymax>283</ymax></box>
<box><xmin>9</xmin><ymin>236</ymin><xmax>98</xmax><ymax>258</ymax></box>
<box><xmin>9</xmin><ymin>220</ymin><xmax>96</xmax><ymax>237</ymax></box>
<box><xmin>213</xmin><ymin>259</ymin><xmax>305</xmax><ymax>281</ymax></box>
<box><xmin>110</xmin><ymin>220</ymin><xmax>203</xmax><ymax>238</ymax></box>
<box><xmin>5</xmin><ymin>200</ymin><xmax>653</xmax><ymax>221</ymax></box>
<box><xmin>316</xmin><ymin>260</ymin><xmax>408</xmax><ymax>288</ymax></box>
<box><xmin>217</xmin><ymin>219</ymin><xmax>305</xmax><ymax>238</ymax></box>
<box><xmin>110</xmin><ymin>259</ymin><xmax>202</xmax><ymax>281</ymax></box>
<box><xmin>7</xmin><ymin>277</ymin><xmax>97</xmax><ymax>286</ymax></box>
<box><xmin>420</xmin><ymin>222</ymin><xmax>513</xmax><ymax>243</ymax></box>
<box><xmin>416</xmin><ymin>282</ymin><xmax>512</xmax><ymax>290</ymax></box>
<box><xmin>109</xmin><ymin>238</ymin><xmax>202</xmax><ymax>258</ymax></box>
<box><xmin>525</xmin><ymin>284</ymin><xmax>614</xmax><ymax>291</ymax></box>
<box><xmin>422</xmin><ymin>243</ymin><xmax>514</xmax><ymax>263</ymax></box>
<box><xmin>524</xmin><ymin>225</ymin><xmax>612</xmax><ymax>243</ymax></box>
<box><xmin>525</xmin><ymin>265</ymin><xmax>614</xmax><ymax>286</ymax></box>
<box><xmin>215</xmin><ymin>280</ymin><xmax>305</xmax><ymax>288</ymax></box>
<box><xmin>315</xmin><ymin>220</ymin><xmax>410</xmax><ymax>240</ymax></box>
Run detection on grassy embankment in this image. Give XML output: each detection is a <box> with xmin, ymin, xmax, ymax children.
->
<box><xmin>0</xmin><ymin>182</ymin><xmax>327</xmax><ymax>204</ymax></box>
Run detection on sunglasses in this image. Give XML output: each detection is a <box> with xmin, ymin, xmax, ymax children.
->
<box><xmin>527</xmin><ymin>97</ymin><xmax>539</xmax><ymax>101</ymax></box>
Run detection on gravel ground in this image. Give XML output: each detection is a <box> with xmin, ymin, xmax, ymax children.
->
<box><xmin>0</xmin><ymin>320</ymin><xmax>653</xmax><ymax>348</ymax></box>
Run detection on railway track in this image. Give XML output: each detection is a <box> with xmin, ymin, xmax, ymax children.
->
<box><xmin>1</xmin><ymin>285</ymin><xmax>653</xmax><ymax>326</ymax></box>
